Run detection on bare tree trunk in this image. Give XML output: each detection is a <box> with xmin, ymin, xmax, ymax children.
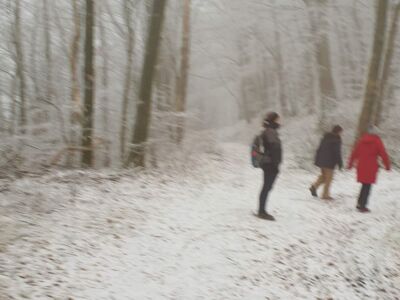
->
<box><xmin>272</xmin><ymin>1</ymin><xmax>290</xmax><ymax>116</ymax></box>
<box><xmin>305</xmin><ymin>32</ymin><xmax>318</xmax><ymax>114</ymax></box>
<box><xmin>305</xmin><ymin>0</ymin><xmax>337</xmax><ymax>130</ymax></box>
<box><xmin>67</xmin><ymin>0</ymin><xmax>82</xmax><ymax>167</ymax></box>
<box><xmin>0</xmin><ymin>77</ymin><xmax>5</xmax><ymax>133</ymax></box>
<box><xmin>175</xmin><ymin>0</ymin><xmax>191</xmax><ymax>144</ymax></box>
<box><xmin>292</xmin><ymin>15</ymin><xmax>316</xmax><ymax>114</ymax></box>
<box><xmin>13</xmin><ymin>0</ymin><xmax>27</xmax><ymax>134</ymax></box>
<box><xmin>334</xmin><ymin>5</ymin><xmax>354</xmax><ymax>100</ymax></box>
<box><xmin>43</xmin><ymin>0</ymin><xmax>53</xmax><ymax>104</ymax></box>
<box><xmin>70</xmin><ymin>0</ymin><xmax>82</xmax><ymax>122</ymax></box>
<box><xmin>351</xmin><ymin>0</ymin><xmax>369</xmax><ymax>103</ymax></box>
<box><xmin>81</xmin><ymin>0</ymin><xmax>96</xmax><ymax>168</ymax></box>
<box><xmin>10</xmin><ymin>82</ymin><xmax>16</xmax><ymax>135</ymax></box>
<box><xmin>315</xmin><ymin>10</ymin><xmax>337</xmax><ymax>128</ymax></box>
<box><xmin>120</xmin><ymin>0</ymin><xmax>135</xmax><ymax>160</ymax></box>
<box><xmin>286</xmin><ymin>23</ymin><xmax>301</xmax><ymax>116</ymax></box>
<box><xmin>125</xmin><ymin>0</ymin><xmax>167</xmax><ymax>168</ymax></box>
<box><xmin>237</xmin><ymin>37</ymin><xmax>252</xmax><ymax>123</ymax></box>
<box><xmin>30</xmin><ymin>10</ymin><xmax>40</xmax><ymax>101</ymax></box>
<box><xmin>375</xmin><ymin>3</ymin><xmax>400</xmax><ymax>126</ymax></box>
<box><xmin>99</xmin><ymin>6</ymin><xmax>111</xmax><ymax>167</ymax></box>
<box><xmin>356</xmin><ymin>0</ymin><xmax>388</xmax><ymax>139</ymax></box>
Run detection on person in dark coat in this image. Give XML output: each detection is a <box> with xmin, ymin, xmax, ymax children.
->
<box><xmin>258</xmin><ymin>112</ymin><xmax>283</xmax><ymax>221</ymax></box>
<box><xmin>348</xmin><ymin>125</ymin><xmax>391</xmax><ymax>212</ymax></box>
<box><xmin>309</xmin><ymin>125</ymin><xmax>343</xmax><ymax>200</ymax></box>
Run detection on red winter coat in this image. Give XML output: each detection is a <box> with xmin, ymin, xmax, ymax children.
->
<box><xmin>348</xmin><ymin>134</ymin><xmax>391</xmax><ymax>184</ymax></box>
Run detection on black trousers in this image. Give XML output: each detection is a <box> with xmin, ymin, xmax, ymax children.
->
<box><xmin>259</xmin><ymin>165</ymin><xmax>279</xmax><ymax>214</ymax></box>
<box><xmin>358</xmin><ymin>184</ymin><xmax>372</xmax><ymax>208</ymax></box>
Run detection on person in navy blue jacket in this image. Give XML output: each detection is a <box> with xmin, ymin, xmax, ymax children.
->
<box><xmin>309</xmin><ymin>125</ymin><xmax>343</xmax><ymax>200</ymax></box>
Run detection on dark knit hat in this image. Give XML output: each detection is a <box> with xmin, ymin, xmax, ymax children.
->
<box><xmin>263</xmin><ymin>112</ymin><xmax>280</xmax><ymax>128</ymax></box>
<box><xmin>265</xmin><ymin>112</ymin><xmax>280</xmax><ymax>123</ymax></box>
<box><xmin>332</xmin><ymin>125</ymin><xmax>343</xmax><ymax>134</ymax></box>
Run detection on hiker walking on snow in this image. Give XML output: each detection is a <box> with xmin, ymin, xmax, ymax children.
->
<box><xmin>257</xmin><ymin>112</ymin><xmax>283</xmax><ymax>221</ymax></box>
<box><xmin>310</xmin><ymin>125</ymin><xmax>343</xmax><ymax>200</ymax></box>
<box><xmin>348</xmin><ymin>125</ymin><xmax>391</xmax><ymax>213</ymax></box>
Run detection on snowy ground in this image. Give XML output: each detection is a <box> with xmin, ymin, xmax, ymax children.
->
<box><xmin>1</xmin><ymin>142</ymin><xmax>400</xmax><ymax>300</ymax></box>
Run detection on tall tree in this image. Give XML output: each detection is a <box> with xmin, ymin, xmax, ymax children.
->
<box><xmin>43</xmin><ymin>0</ymin><xmax>53</xmax><ymax>103</ymax></box>
<box><xmin>350</xmin><ymin>0</ymin><xmax>369</xmax><ymax>103</ymax></box>
<box><xmin>375</xmin><ymin>2</ymin><xmax>400</xmax><ymax>126</ymax></box>
<box><xmin>237</xmin><ymin>36</ymin><xmax>253</xmax><ymax>123</ymax></box>
<box><xmin>0</xmin><ymin>76</ymin><xmax>5</xmax><ymax>133</ymax></box>
<box><xmin>70</xmin><ymin>0</ymin><xmax>82</xmax><ymax>116</ymax></box>
<box><xmin>334</xmin><ymin>5</ymin><xmax>355</xmax><ymax>100</ymax></box>
<box><xmin>356</xmin><ymin>0</ymin><xmax>388</xmax><ymax>138</ymax></box>
<box><xmin>13</xmin><ymin>0</ymin><xmax>27</xmax><ymax>134</ymax></box>
<box><xmin>125</xmin><ymin>0</ymin><xmax>167</xmax><ymax>167</ymax></box>
<box><xmin>67</xmin><ymin>0</ymin><xmax>82</xmax><ymax>166</ymax></box>
<box><xmin>81</xmin><ymin>0</ymin><xmax>95</xmax><ymax>167</ymax></box>
<box><xmin>120</xmin><ymin>0</ymin><xmax>136</xmax><ymax>160</ymax></box>
<box><xmin>29</xmin><ymin>6</ymin><xmax>41</xmax><ymax>104</ymax></box>
<box><xmin>272</xmin><ymin>0</ymin><xmax>290</xmax><ymax>116</ymax></box>
<box><xmin>99</xmin><ymin>4</ymin><xmax>111</xmax><ymax>167</ymax></box>
<box><xmin>304</xmin><ymin>0</ymin><xmax>338</xmax><ymax>130</ymax></box>
<box><xmin>175</xmin><ymin>0</ymin><xmax>191</xmax><ymax>143</ymax></box>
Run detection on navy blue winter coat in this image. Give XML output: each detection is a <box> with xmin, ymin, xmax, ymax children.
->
<box><xmin>315</xmin><ymin>133</ymin><xmax>343</xmax><ymax>169</ymax></box>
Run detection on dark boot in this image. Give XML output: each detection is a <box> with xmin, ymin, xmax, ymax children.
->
<box><xmin>309</xmin><ymin>185</ymin><xmax>317</xmax><ymax>197</ymax></box>
<box><xmin>357</xmin><ymin>184</ymin><xmax>372</xmax><ymax>210</ymax></box>
<box><xmin>357</xmin><ymin>207</ymin><xmax>371</xmax><ymax>213</ymax></box>
<box><xmin>257</xmin><ymin>212</ymin><xmax>276</xmax><ymax>221</ymax></box>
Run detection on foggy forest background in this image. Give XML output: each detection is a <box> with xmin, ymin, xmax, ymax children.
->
<box><xmin>0</xmin><ymin>0</ymin><xmax>399</xmax><ymax>174</ymax></box>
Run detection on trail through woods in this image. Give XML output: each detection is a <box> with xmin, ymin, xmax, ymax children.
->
<box><xmin>1</xmin><ymin>142</ymin><xmax>399</xmax><ymax>299</ymax></box>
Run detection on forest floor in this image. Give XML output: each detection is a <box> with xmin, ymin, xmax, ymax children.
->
<box><xmin>1</xmin><ymin>141</ymin><xmax>400</xmax><ymax>300</ymax></box>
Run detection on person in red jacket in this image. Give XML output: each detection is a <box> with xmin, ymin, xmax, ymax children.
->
<box><xmin>348</xmin><ymin>126</ymin><xmax>391</xmax><ymax>212</ymax></box>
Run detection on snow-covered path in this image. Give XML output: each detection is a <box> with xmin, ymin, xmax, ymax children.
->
<box><xmin>1</xmin><ymin>143</ymin><xmax>399</xmax><ymax>299</ymax></box>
